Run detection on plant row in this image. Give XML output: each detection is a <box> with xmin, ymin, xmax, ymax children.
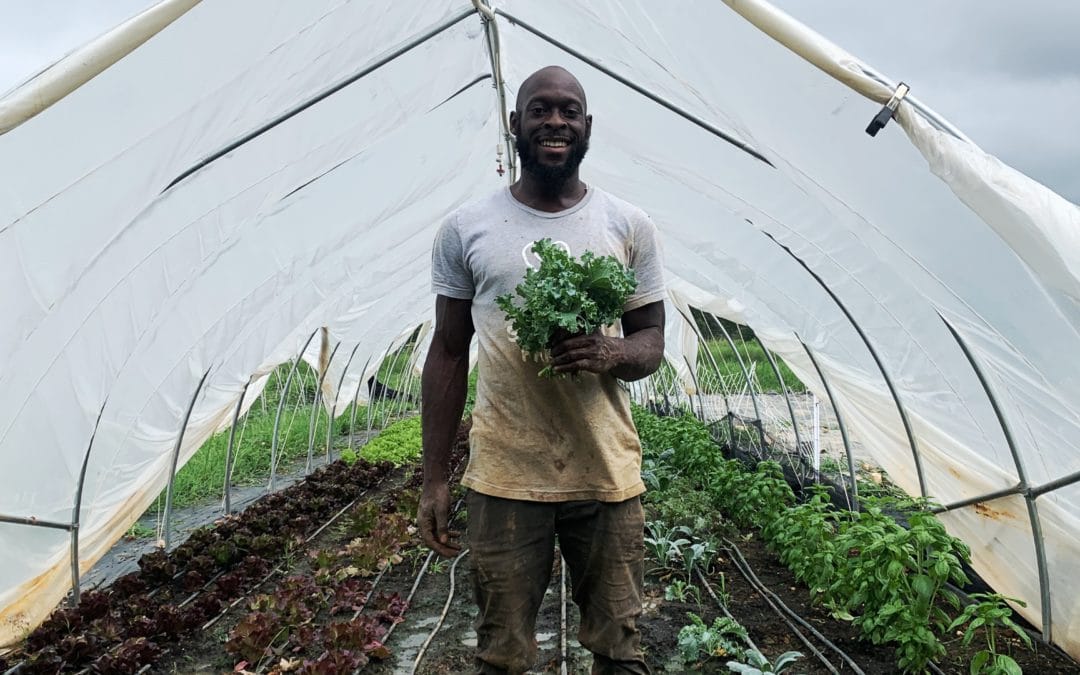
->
<box><xmin>12</xmin><ymin>458</ymin><xmax>395</xmax><ymax>673</ymax></box>
<box><xmin>633</xmin><ymin>406</ymin><xmax>1033</xmax><ymax>674</ymax></box>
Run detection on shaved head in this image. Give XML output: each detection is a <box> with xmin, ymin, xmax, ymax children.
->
<box><xmin>515</xmin><ymin>66</ymin><xmax>587</xmax><ymax>113</ymax></box>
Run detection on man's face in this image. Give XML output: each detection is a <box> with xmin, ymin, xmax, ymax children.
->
<box><xmin>511</xmin><ymin>73</ymin><xmax>592</xmax><ymax>185</ymax></box>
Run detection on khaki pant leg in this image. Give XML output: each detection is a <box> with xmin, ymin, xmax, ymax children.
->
<box><xmin>556</xmin><ymin>497</ymin><xmax>650</xmax><ymax>675</ymax></box>
<box><xmin>467</xmin><ymin>491</ymin><xmax>557</xmax><ymax>675</ymax></box>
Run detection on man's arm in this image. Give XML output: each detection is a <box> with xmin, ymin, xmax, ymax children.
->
<box><xmin>418</xmin><ymin>295</ymin><xmax>474</xmax><ymax>557</ymax></box>
<box><xmin>550</xmin><ymin>300</ymin><xmax>665</xmax><ymax>381</ymax></box>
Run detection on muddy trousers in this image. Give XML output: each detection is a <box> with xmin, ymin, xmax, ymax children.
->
<box><xmin>467</xmin><ymin>491</ymin><xmax>650</xmax><ymax>675</ymax></box>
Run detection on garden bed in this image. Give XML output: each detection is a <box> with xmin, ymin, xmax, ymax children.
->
<box><xmin>4</xmin><ymin>412</ymin><xmax>1078</xmax><ymax>675</ymax></box>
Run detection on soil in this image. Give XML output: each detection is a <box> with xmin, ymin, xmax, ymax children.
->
<box><xmin>5</xmin><ymin>421</ymin><xmax>1078</xmax><ymax>675</ymax></box>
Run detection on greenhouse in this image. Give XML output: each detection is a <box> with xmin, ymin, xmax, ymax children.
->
<box><xmin>1</xmin><ymin>0</ymin><xmax>1078</xmax><ymax>672</ymax></box>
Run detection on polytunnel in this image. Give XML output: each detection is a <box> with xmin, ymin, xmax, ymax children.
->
<box><xmin>1</xmin><ymin>0</ymin><xmax>1079</xmax><ymax>664</ymax></box>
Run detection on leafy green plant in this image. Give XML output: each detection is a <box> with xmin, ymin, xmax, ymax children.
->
<box><xmin>644</xmin><ymin>521</ymin><xmax>692</xmax><ymax>573</ymax></box>
<box><xmin>360</xmin><ymin>415</ymin><xmax>422</xmax><ymax>465</ymax></box>
<box><xmin>665</xmin><ymin>580</ymin><xmax>702</xmax><ymax>605</ymax></box>
<box><xmin>339</xmin><ymin>448</ymin><xmax>358</xmax><ymax>466</ymax></box>
<box><xmin>677</xmin><ymin>613</ymin><xmax>749</xmax><ymax>665</ymax></box>
<box><xmin>763</xmin><ymin>483</ymin><xmax>839</xmax><ymax>593</ymax></box>
<box><xmin>948</xmin><ymin>593</ymin><xmax>1033</xmax><ymax>675</ymax></box>
<box><xmin>496</xmin><ymin>238</ymin><xmax>637</xmax><ymax>377</ymax></box>
<box><xmin>726</xmin><ymin>649</ymin><xmax>803</xmax><ymax>674</ymax></box>
<box><xmin>682</xmin><ymin>540</ymin><xmax>717</xmax><ymax>581</ymax></box>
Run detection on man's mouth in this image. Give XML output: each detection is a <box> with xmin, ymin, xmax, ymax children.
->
<box><xmin>538</xmin><ymin>137</ymin><xmax>571</xmax><ymax>148</ymax></box>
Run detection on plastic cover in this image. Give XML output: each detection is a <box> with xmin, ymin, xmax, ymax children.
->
<box><xmin>0</xmin><ymin>0</ymin><xmax>1077</xmax><ymax>658</ymax></box>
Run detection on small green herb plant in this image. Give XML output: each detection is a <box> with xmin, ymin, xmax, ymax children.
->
<box><xmin>496</xmin><ymin>238</ymin><xmax>637</xmax><ymax>377</ymax></box>
<box><xmin>948</xmin><ymin>593</ymin><xmax>1033</xmax><ymax>675</ymax></box>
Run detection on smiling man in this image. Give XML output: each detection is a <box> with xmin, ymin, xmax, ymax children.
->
<box><xmin>419</xmin><ymin>66</ymin><xmax>666</xmax><ymax>674</ymax></box>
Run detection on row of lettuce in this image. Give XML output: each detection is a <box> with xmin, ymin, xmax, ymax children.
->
<box><xmin>632</xmin><ymin>405</ymin><xmax>1033</xmax><ymax>674</ymax></box>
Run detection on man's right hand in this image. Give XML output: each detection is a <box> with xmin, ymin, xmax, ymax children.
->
<box><xmin>418</xmin><ymin>481</ymin><xmax>461</xmax><ymax>557</ymax></box>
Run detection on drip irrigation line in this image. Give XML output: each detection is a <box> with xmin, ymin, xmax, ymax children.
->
<box><xmin>722</xmin><ymin>538</ymin><xmax>863</xmax><ymax>675</ymax></box>
<box><xmin>927</xmin><ymin>661</ymin><xmax>947</xmax><ymax>675</ymax></box>
<box><xmin>694</xmin><ymin>569</ymin><xmax>760</xmax><ymax>655</ymax></box>
<box><xmin>410</xmin><ymin>548</ymin><xmax>470</xmax><ymax>674</ymax></box>
<box><xmin>202</xmin><ymin>488</ymin><xmax>371</xmax><ymax>631</ymax></box>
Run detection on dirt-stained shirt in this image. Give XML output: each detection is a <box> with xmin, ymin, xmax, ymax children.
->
<box><xmin>431</xmin><ymin>186</ymin><xmax>666</xmax><ymax>502</ymax></box>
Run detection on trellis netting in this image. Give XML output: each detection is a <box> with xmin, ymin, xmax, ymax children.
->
<box><xmin>0</xmin><ymin>0</ymin><xmax>1078</xmax><ymax>659</ymax></box>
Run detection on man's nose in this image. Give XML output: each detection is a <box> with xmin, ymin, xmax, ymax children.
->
<box><xmin>544</xmin><ymin>111</ymin><xmax>568</xmax><ymax>128</ymax></box>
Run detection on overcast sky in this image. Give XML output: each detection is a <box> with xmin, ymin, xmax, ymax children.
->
<box><xmin>1</xmin><ymin>1</ymin><xmax>1077</xmax><ymax>204</ymax></box>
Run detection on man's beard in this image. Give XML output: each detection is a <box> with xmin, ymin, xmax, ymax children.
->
<box><xmin>515</xmin><ymin>133</ymin><xmax>589</xmax><ymax>189</ymax></box>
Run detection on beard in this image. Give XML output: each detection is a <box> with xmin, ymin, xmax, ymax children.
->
<box><xmin>515</xmin><ymin>133</ymin><xmax>589</xmax><ymax>188</ymax></box>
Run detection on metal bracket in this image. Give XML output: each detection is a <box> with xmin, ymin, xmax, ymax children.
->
<box><xmin>866</xmin><ymin>82</ymin><xmax>910</xmax><ymax>137</ymax></box>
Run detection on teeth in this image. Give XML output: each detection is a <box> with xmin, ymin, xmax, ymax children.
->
<box><xmin>540</xmin><ymin>139</ymin><xmax>569</xmax><ymax>147</ymax></box>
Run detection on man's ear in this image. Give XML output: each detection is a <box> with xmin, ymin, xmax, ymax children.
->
<box><xmin>585</xmin><ymin>113</ymin><xmax>593</xmax><ymax>139</ymax></box>
<box><xmin>509</xmin><ymin>110</ymin><xmax>519</xmax><ymax>136</ymax></box>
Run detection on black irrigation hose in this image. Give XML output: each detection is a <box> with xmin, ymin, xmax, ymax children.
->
<box><xmin>410</xmin><ymin>548</ymin><xmax>470</xmax><ymax>674</ymax></box>
<box><xmin>695</xmin><ymin>568</ymin><xmax>760</xmax><ymax>655</ymax></box>
<box><xmin>202</xmin><ymin>488</ymin><xmax>372</xmax><ymax>631</ymax></box>
<box><xmin>927</xmin><ymin>661</ymin><xmax>947</xmax><ymax>675</ymax></box>
<box><xmin>723</xmin><ymin>538</ymin><xmax>863</xmax><ymax>675</ymax></box>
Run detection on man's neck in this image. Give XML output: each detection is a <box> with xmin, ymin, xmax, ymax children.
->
<box><xmin>510</xmin><ymin>173</ymin><xmax>588</xmax><ymax>213</ymax></box>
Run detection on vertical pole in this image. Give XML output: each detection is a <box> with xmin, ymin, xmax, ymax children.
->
<box><xmin>223</xmin><ymin>377</ymin><xmax>251</xmax><ymax>515</ymax></box>
<box><xmin>307</xmin><ymin>341</ymin><xmax>341</xmax><ymax>472</ymax></box>
<box><xmin>270</xmin><ymin>328</ymin><xmax>320</xmax><ymax>491</ymax></box>
<box><xmin>367</xmin><ymin>342</ymin><xmax>395</xmax><ymax>434</ymax></box>
<box><xmin>938</xmin><ymin>314</ymin><xmax>1053</xmax><ymax>641</ymax></box>
<box><xmin>69</xmin><ymin>399</ymin><xmax>108</xmax><ymax>606</ymax></box>
<box><xmin>682</xmin><ymin>355</ymin><xmax>705</xmax><ymax>422</ymax></box>
<box><xmin>328</xmin><ymin>343</ymin><xmax>362</xmax><ymax>460</ymax></box>
<box><xmin>347</xmin><ymin>354</ymin><xmax>374</xmax><ymax>454</ymax></box>
<box><xmin>799</xmin><ymin>338</ymin><xmax>858</xmax><ymax>508</ymax></box>
<box><xmin>755</xmin><ymin>335</ymin><xmax>805</xmax><ymax>457</ymax></box>
<box><xmin>163</xmin><ymin>367</ymin><xmax>212</xmax><ymax>550</ymax></box>
<box><xmin>765</xmin><ymin>232</ymin><xmax>928</xmax><ymax>499</ymax></box>
<box><xmin>712</xmin><ymin>320</ymin><xmax>768</xmax><ymax>452</ymax></box>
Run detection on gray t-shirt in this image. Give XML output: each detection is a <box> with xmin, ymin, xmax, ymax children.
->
<box><xmin>431</xmin><ymin>186</ymin><xmax>666</xmax><ymax>502</ymax></box>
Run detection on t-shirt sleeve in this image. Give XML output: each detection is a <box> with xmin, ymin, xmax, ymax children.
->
<box><xmin>625</xmin><ymin>213</ymin><xmax>666</xmax><ymax>311</ymax></box>
<box><xmin>430</xmin><ymin>216</ymin><xmax>475</xmax><ymax>299</ymax></box>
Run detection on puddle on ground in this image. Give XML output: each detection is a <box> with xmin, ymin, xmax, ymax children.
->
<box><xmin>391</xmin><ymin>616</ymin><xmax>442</xmax><ymax>671</ymax></box>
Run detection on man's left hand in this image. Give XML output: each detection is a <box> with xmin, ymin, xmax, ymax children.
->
<box><xmin>550</xmin><ymin>334</ymin><xmax>623</xmax><ymax>375</ymax></box>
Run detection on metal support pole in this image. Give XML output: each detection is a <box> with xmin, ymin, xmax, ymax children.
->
<box><xmin>269</xmin><ymin>329</ymin><xmax>320</xmax><ymax>491</ymax></box>
<box><xmin>939</xmin><ymin>314</ymin><xmax>1053</xmax><ymax>641</ymax></box>
<box><xmin>328</xmin><ymin>343</ymin><xmax>361</xmax><ymax>460</ymax></box>
<box><xmin>367</xmin><ymin>342</ymin><xmax>395</xmax><ymax>434</ymax></box>
<box><xmin>930</xmin><ymin>484</ymin><xmax>1022</xmax><ymax>514</ymax></box>
<box><xmin>682</xmin><ymin>355</ymin><xmax>705</xmax><ymax>422</ymax></box>
<box><xmin>766</xmin><ymin>232</ymin><xmax>928</xmax><ymax>499</ymax></box>
<box><xmin>307</xmin><ymin>341</ymin><xmax>341</xmax><ymax>472</ymax></box>
<box><xmin>68</xmin><ymin>399</ymin><xmax>108</xmax><ymax>606</ymax></box>
<box><xmin>493</xmin><ymin>8</ymin><xmax>774</xmax><ymax>168</ymax></box>
<box><xmin>756</xmin><ymin>336</ymin><xmax>805</xmax><ymax>458</ymax></box>
<box><xmin>223</xmin><ymin>377</ymin><xmax>251</xmax><ymax>515</ymax></box>
<box><xmin>347</xmin><ymin>354</ymin><xmax>374</xmax><ymax>454</ymax></box>
<box><xmin>799</xmin><ymin>339</ymin><xmax>858</xmax><ymax>508</ymax></box>
<box><xmin>163</xmin><ymin>6</ymin><xmax>478</xmax><ymax>192</ymax></box>
<box><xmin>163</xmin><ymin>367</ymin><xmax>212</xmax><ymax>550</ymax></box>
<box><xmin>713</xmin><ymin>320</ymin><xmax>768</xmax><ymax>452</ymax></box>
<box><xmin>1030</xmin><ymin>470</ymin><xmax>1080</xmax><ymax>499</ymax></box>
<box><xmin>0</xmin><ymin>514</ymin><xmax>73</xmax><ymax>530</ymax></box>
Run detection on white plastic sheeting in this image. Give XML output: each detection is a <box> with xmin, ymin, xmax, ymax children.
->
<box><xmin>0</xmin><ymin>0</ymin><xmax>1077</xmax><ymax>660</ymax></box>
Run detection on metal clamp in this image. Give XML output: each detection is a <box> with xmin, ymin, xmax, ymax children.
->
<box><xmin>865</xmin><ymin>82</ymin><xmax>910</xmax><ymax>137</ymax></box>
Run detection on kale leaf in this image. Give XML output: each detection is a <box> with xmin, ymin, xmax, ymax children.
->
<box><xmin>495</xmin><ymin>239</ymin><xmax>637</xmax><ymax>374</ymax></box>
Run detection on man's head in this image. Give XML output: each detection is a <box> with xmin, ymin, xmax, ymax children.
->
<box><xmin>510</xmin><ymin>66</ymin><xmax>592</xmax><ymax>188</ymax></box>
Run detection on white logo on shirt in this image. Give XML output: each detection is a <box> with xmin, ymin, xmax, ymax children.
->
<box><xmin>522</xmin><ymin>239</ymin><xmax>571</xmax><ymax>269</ymax></box>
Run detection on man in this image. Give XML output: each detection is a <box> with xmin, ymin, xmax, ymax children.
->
<box><xmin>418</xmin><ymin>66</ymin><xmax>666</xmax><ymax>674</ymax></box>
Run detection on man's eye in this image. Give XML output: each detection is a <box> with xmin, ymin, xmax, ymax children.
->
<box><xmin>563</xmin><ymin>109</ymin><xmax>580</xmax><ymax>118</ymax></box>
<box><xmin>530</xmin><ymin>106</ymin><xmax>546</xmax><ymax>115</ymax></box>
